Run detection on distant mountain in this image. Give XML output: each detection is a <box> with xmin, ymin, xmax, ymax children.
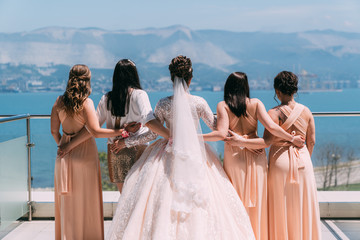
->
<box><xmin>0</xmin><ymin>25</ymin><xmax>360</xmax><ymax>92</ymax></box>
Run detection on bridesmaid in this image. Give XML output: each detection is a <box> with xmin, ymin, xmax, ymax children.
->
<box><xmin>51</xmin><ymin>64</ymin><xmax>128</xmax><ymax>240</ymax></box>
<box><xmin>264</xmin><ymin>71</ymin><xmax>321</xmax><ymax>240</ymax></box>
<box><xmin>97</xmin><ymin>59</ymin><xmax>169</xmax><ymax>192</ymax></box>
<box><xmin>203</xmin><ymin>72</ymin><xmax>304</xmax><ymax>240</ymax></box>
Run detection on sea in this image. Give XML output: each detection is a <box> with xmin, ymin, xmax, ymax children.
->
<box><xmin>1</xmin><ymin>89</ymin><xmax>359</xmax><ymax>188</ymax></box>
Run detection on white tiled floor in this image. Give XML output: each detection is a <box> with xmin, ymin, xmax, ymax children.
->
<box><xmin>2</xmin><ymin>220</ymin><xmax>359</xmax><ymax>239</ymax></box>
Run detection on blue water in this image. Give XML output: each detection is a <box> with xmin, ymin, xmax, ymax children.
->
<box><xmin>1</xmin><ymin>89</ymin><xmax>359</xmax><ymax>188</ymax></box>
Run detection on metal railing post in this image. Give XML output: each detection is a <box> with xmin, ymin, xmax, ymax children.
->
<box><xmin>26</xmin><ymin>117</ymin><xmax>34</xmax><ymax>221</ymax></box>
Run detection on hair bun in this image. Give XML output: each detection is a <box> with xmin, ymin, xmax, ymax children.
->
<box><xmin>169</xmin><ymin>55</ymin><xmax>193</xmax><ymax>83</ymax></box>
<box><xmin>274</xmin><ymin>71</ymin><xmax>298</xmax><ymax>96</ymax></box>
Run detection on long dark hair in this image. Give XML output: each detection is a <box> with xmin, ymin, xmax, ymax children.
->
<box><xmin>106</xmin><ymin>59</ymin><xmax>142</xmax><ymax>117</ymax></box>
<box><xmin>224</xmin><ymin>72</ymin><xmax>250</xmax><ymax>117</ymax></box>
<box><xmin>62</xmin><ymin>64</ymin><xmax>92</xmax><ymax>116</ymax></box>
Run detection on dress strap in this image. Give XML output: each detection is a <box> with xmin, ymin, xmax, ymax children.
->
<box><xmin>245</xmin><ymin>110</ymin><xmax>257</xmax><ymax>128</ymax></box>
<box><xmin>244</xmin><ymin>150</ymin><xmax>257</xmax><ymax>208</ymax></box>
<box><xmin>58</xmin><ymin>110</ymin><xmax>67</xmax><ymax>124</ymax></box>
<box><xmin>281</xmin><ymin>103</ymin><xmax>304</xmax><ymax>131</ymax></box>
<box><xmin>288</xmin><ymin>145</ymin><xmax>305</xmax><ymax>184</ymax></box>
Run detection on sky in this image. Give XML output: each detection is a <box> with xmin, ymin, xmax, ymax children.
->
<box><xmin>0</xmin><ymin>0</ymin><xmax>359</xmax><ymax>33</ymax></box>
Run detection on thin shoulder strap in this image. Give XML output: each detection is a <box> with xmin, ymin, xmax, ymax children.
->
<box><xmin>58</xmin><ymin>110</ymin><xmax>67</xmax><ymax>123</ymax></box>
<box><xmin>281</xmin><ymin>103</ymin><xmax>304</xmax><ymax>131</ymax></box>
<box><xmin>245</xmin><ymin>110</ymin><xmax>257</xmax><ymax>128</ymax></box>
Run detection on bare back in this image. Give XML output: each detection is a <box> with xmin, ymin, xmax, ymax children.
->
<box><xmin>55</xmin><ymin>97</ymin><xmax>86</xmax><ymax>134</ymax></box>
<box><xmin>225</xmin><ymin>98</ymin><xmax>260</xmax><ymax>138</ymax></box>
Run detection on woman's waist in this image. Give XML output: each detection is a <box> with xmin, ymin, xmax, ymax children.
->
<box><xmin>270</xmin><ymin>143</ymin><xmax>308</xmax><ymax>152</ymax></box>
<box><xmin>234</xmin><ymin>130</ymin><xmax>258</xmax><ymax>137</ymax></box>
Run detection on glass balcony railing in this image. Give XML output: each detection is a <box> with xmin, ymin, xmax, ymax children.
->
<box><xmin>0</xmin><ymin>112</ymin><xmax>360</xmax><ymax>222</ymax></box>
<box><xmin>0</xmin><ymin>115</ymin><xmax>32</xmax><ymax>231</ymax></box>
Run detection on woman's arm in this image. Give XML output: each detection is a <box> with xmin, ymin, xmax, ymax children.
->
<box><xmin>256</xmin><ymin>100</ymin><xmax>304</xmax><ymax>147</ymax></box>
<box><xmin>135</xmin><ymin>90</ymin><xmax>170</xmax><ymax>139</ymax></box>
<box><xmin>110</xmin><ymin>98</ymin><xmax>170</xmax><ymax>153</ymax></box>
<box><xmin>224</xmin><ymin>130</ymin><xmax>270</xmax><ymax>149</ymax></box>
<box><xmin>50</xmin><ymin>98</ymin><xmax>62</xmax><ymax>145</ymax></box>
<box><xmin>145</xmin><ymin>119</ymin><xmax>170</xmax><ymax>140</ymax></box>
<box><xmin>83</xmin><ymin>98</ymin><xmax>124</xmax><ymax>138</ymax></box>
<box><xmin>305</xmin><ymin>108</ymin><xmax>315</xmax><ymax>156</ymax></box>
<box><xmin>198</xmin><ymin>97</ymin><xmax>217</xmax><ymax>130</ymax></box>
<box><xmin>202</xmin><ymin>101</ymin><xmax>229</xmax><ymax>142</ymax></box>
<box><xmin>57</xmin><ymin>127</ymin><xmax>92</xmax><ymax>157</ymax></box>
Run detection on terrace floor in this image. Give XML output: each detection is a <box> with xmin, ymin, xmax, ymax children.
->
<box><xmin>1</xmin><ymin>191</ymin><xmax>360</xmax><ymax>239</ymax></box>
<box><xmin>1</xmin><ymin>219</ymin><xmax>360</xmax><ymax>239</ymax></box>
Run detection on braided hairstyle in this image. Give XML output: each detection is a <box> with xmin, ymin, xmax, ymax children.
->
<box><xmin>168</xmin><ymin>55</ymin><xmax>193</xmax><ymax>84</ymax></box>
<box><xmin>274</xmin><ymin>71</ymin><xmax>298</xmax><ymax>96</ymax></box>
<box><xmin>62</xmin><ymin>64</ymin><xmax>92</xmax><ymax>116</ymax></box>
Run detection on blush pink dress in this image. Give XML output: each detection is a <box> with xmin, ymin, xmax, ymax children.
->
<box><xmin>54</xmin><ymin>110</ymin><xmax>104</xmax><ymax>240</ymax></box>
<box><xmin>268</xmin><ymin>103</ymin><xmax>321</xmax><ymax>240</ymax></box>
<box><xmin>223</xmin><ymin>108</ymin><xmax>268</xmax><ymax>240</ymax></box>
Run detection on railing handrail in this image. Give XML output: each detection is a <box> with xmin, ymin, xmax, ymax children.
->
<box><xmin>1</xmin><ymin>112</ymin><xmax>360</xmax><ymax>121</ymax></box>
<box><xmin>0</xmin><ymin>114</ymin><xmax>50</xmax><ymax>120</ymax></box>
<box><xmin>0</xmin><ymin>114</ymin><xmax>30</xmax><ymax>123</ymax></box>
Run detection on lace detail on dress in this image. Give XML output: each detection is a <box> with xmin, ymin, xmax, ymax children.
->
<box><xmin>125</xmin><ymin>130</ymin><xmax>157</xmax><ymax>148</ymax></box>
<box><xmin>153</xmin><ymin>95</ymin><xmax>216</xmax><ymax>131</ymax></box>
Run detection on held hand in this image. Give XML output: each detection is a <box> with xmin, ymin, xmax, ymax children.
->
<box><xmin>247</xmin><ymin>148</ymin><xmax>265</xmax><ymax>155</ymax></box>
<box><xmin>57</xmin><ymin>143</ymin><xmax>70</xmax><ymax>158</ymax></box>
<box><xmin>124</xmin><ymin>122</ymin><xmax>141</xmax><ymax>133</ymax></box>
<box><xmin>291</xmin><ymin>135</ymin><xmax>305</xmax><ymax>148</ymax></box>
<box><xmin>110</xmin><ymin>139</ymin><xmax>126</xmax><ymax>154</ymax></box>
<box><xmin>224</xmin><ymin>130</ymin><xmax>246</xmax><ymax>147</ymax></box>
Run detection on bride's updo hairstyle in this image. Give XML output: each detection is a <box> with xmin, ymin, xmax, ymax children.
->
<box><xmin>224</xmin><ymin>72</ymin><xmax>250</xmax><ymax>118</ymax></box>
<box><xmin>62</xmin><ymin>64</ymin><xmax>92</xmax><ymax>116</ymax></box>
<box><xmin>168</xmin><ymin>55</ymin><xmax>193</xmax><ymax>85</ymax></box>
<box><xmin>274</xmin><ymin>71</ymin><xmax>298</xmax><ymax>96</ymax></box>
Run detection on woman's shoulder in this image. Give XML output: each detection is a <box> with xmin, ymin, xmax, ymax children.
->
<box><xmin>217</xmin><ymin>100</ymin><xmax>228</xmax><ymax>110</ymax></box>
<box><xmin>191</xmin><ymin>95</ymin><xmax>208</xmax><ymax>105</ymax></box>
<box><xmin>248</xmin><ymin>97</ymin><xmax>262</xmax><ymax>106</ymax></box>
<box><xmin>132</xmin><ymin>89</ymin><xmax>149</xmax><ymax>98</ymax></box>
<box><xmin>53</xmin><ymin>95</ymin><xmax>64</xmax><ymax>109</ymax></box>
<box><xmin>217</xmin><ymin>100</ymin><xmax>226</xmax><ymax>107</ymax></box>
<box><xmin>83</xmin><ymin>97</ymin><xmax>94</xmax><ymax>107</ymax></box>
<box><xmin>157</xmin><ymin>96</ymin><xmax>172</xmax><ymax>105</ymax></box>
<box><xmin>297</xmin><ymin>103</ymin><xmax>312</xmax><ymax>118</ymax></box>
<box><xmin>268</xmin><ymin>105</ymin><xmax>282</xmax><ymax>115</ymax></box>
<box><xmin>97</xmin><ymin>94</ymin><xmax>107</xmax><ymax>104</ymax></box>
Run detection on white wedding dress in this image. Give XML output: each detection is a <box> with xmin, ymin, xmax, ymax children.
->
<box><xmin>106</xmin><ymin>78</ymin><xmax>255</xmax><ymax>240</ymax></box>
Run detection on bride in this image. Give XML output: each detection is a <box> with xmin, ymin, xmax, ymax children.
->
<box><xmin>106</xmin><ymin>55</ymin><xmax>255</xmax><ymax>240</ymax></box>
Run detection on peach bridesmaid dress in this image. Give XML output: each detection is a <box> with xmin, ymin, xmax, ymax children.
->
<box><xmin>54</xmin><ymin>110</ymin><xmax>104</xmax><ymax>240</ymax></box>
<box><xmin>223</xmin><ymin>109</ymin><xmax>268</xmax><ymax>240</ymax></box>
<box><xmin>268</xmin><ymin>103</ymin><xmax>321</xmax><ymax>240</ymax></box>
